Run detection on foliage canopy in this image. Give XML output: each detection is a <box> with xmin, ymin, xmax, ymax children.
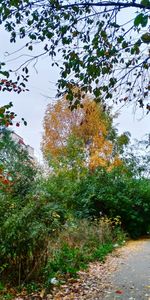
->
<box><xmin>0</xmin><ymin>0</ymin><xmax>149</xmax><ymax>111</ymax></box>
<box><xmin>42</xmin><ymin>95</ymin><xmax>128</xmax><ymax>171</ymax></box>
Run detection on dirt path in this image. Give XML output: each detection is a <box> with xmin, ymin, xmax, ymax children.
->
<box><xmin>50</xmin><ymin>238</ymin><xmax>150</xmax><ymax>300</ymax></box>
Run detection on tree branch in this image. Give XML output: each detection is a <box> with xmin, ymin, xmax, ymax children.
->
<box><xmin>59</xmin><ymin>1</ymin><xmax>150</xmax><ymax>10</ymax></box>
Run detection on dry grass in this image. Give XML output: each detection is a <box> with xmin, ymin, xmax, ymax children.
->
<box><xmin>48</xmin><ymin>217</ymin><xmax>118</xmax><ymax>252</ymax></box>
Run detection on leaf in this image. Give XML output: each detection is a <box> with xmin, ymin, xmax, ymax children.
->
<box><xmin>28</xmin><ymin>45</ymin><xmax>33</xmax><ymax>51</ymax></box>
<box><xmin>0</xmin><ymin>71</ymin><xmax>9</xmax><ymax>78</ymax></box>
<box><xmin>0</xmin><ymin>108</ymin><xmax>5</xmax><ymax>114</ymax></box>
<box><xmin>122</xmin><ymin>41</ymin><xmax>128</xmax><ymax>49</ymax></box>
<box><xmin>141</xmin><ymin>0</ymin><xmax>150</xmax><ymax>8</ymax></box>
<box><xmin>141</xmin><ymin>33</ymin><xmax>150</xmax><ymax>44</ymax></box>
<box><xmin>10</xmin><ymin>0</ymin><xmax>19</xmax><ymax>7</ymax></box>
<box><xmin>134</xmin><ymin>13</ymin><xmax>148</xmax><ymax>27</ymax></box>
<box><xmin>24</xmin><ymin>120</ymin><xmax>27</xmax><ymax>126</ymax></box>
<box><xmin>40</xmin><ymin>288</ymin><xmax>46</xmax><ymax>298</ymax></box>
<box><xmin>115</xmin><ymin>290</ymin><xmax>124</xmax><ymax>294</ymax></box>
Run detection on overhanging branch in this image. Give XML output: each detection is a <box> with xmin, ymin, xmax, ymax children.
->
<box><xmin>59</xmin><ymin>1</ymin><xmax>150</xmax><ymax>10</ymax></box>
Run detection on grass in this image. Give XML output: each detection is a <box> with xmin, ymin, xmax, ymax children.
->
<box><xmin>44</xmin><ymin>217</ymin><xmax>125</xmax><ymax>284</ymax></box>
<box><xmin>0</xmin><ymin>217</ymin><xmax>125</xmax><ymax>298</ymax></box>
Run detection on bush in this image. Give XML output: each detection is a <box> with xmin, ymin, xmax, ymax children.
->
<box><xmin>0</xmin><ymin>192</ymin><xmax>65</xmax><ymax>285</ymax></box>
<box><xmin>0</xmin><ymin>130</ymin><xmax>66</xmax><ymax>284</ymax></box>
<box><xmin>44</xmin><ymin>218</ymin><xmax>124</xmax><ymax>283</ymax></box>
<box><xmin>92</xmin><ymin>243</ymin><xmax>113</xmax><ymax>261</ymax></box>
<box><xmin>45</xmin><ymin>243</ymin><xmax>86</xmax><ymax>280</ymax></box>
<box><xmin>71</xmin><ymin>168</ymin><xmax>150</xmax><ymax>238</ymax></box>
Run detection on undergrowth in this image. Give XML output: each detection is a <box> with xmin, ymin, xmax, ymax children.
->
<box><xmin>44</xmin><ymin>217</ymin><xmax>125</xmax><ymax>285</ymax></box>
<box><xmin>0</xmin><ymin>217</ymin><xmax>125</xmax><ymax>299</ymax></box>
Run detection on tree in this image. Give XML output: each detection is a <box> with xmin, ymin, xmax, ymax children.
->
<box><xmin>0</xmin><ymin>128</ymin><xmax>36</xmax><ymax>195</ymax></box>
<box><xmin>42</xmin><ymin>95</ymin><xmax>127</xmax><ymax>171</ymax></box>
<box><xmin>0</xmin><ymin>129</ymin><xmax>66</xmax><ymax>284</ymax></box>
<box><xmin>0</xmin><ymin>0</ymin><xmax>149</xmax><ymax>111</ymax></box>
<box><xmin>73</xmin><ymin>166</ymin><xmax>150</xmax><ymax>237</ymax></box>
<box><xmin>122</xmin><ymin>135</ymin><xmax>150</xmax><ymax>178</ymax></box>
<box><xmin>0</xmin><ymin>102</ymin><xmax>16</xmax><ymax>127</ymax></box>
<box><xmin>0</xmin><ymin>74</ymin><xmax>29</xmax><ymax>127</ymax></box>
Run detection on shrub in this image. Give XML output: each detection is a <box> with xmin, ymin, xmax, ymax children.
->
<box><xmin>44</xmin><ymin>218</ymin><xmax>124</xmax><ymax>283</ymax></box>
<box><xmin>0</xmin><ymin>130</ymin><xmax>66</xmax><ymax>284</ymax></box>
<box><xmin>45</xmin><ymin>243</ymin><xmax>86</xmax><ymax>280</ymax></box>
<box><xmin>0</xmin><ymin>192</ymin><xmax>65</xmax><ymax>285</ymax></box>
<box><xmin>92</xmin><ymin>243</ymin><xmax>113</xmax><ymax>261</ymax></box>
<box><xmin>72</xmin><ymin>168</ymin><xmax>150</xmax><ymax>238</ymax></box>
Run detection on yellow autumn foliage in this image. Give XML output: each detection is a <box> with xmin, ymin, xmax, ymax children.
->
<box><xmin>42</xmin><ymin>94</ymin><xmax>122</xmax><ymax>170</ymax></box>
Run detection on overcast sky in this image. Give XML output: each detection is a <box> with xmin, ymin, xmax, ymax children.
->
<box><xmin>0</xmin><ymin>18</ymin><xmax>149</xmax><ymax>162</ymax></box>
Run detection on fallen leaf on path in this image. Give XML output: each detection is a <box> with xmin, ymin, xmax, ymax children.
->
<box><xmin>40</xmin><ymin>288</ymin><xmax>46</xmax><ymax>298</ymax></box>
<box><xmin>115</xmin><ymin>290</ymin><xmax>124</xmax><ymax>294</ymax></box>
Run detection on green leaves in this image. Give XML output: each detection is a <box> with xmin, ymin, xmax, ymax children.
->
<box><xmin>0</xmin><ymin>102</ymin><xmax>15</xmax><ymax>127</ymax></box>
<box><xmin>141</xmin><ymin>0</ymin><xmax>150</xmax><ymax>8</ymax></box>
<box><xmin>134</xmin><ymin>13</ymin><xmax>148</xmax><ymax>27</ymax></box>
<box><xmin>0</xmin><ymin>0</ymin><xmax>149</xmax><ymax>110</ymax></box>
<box><xmin>0</xmin><ymin>71</ymin><xmax>9</xmax><ymax>78</ymax></box>
<box><xmin>10</xmin><ymin>0</ymin><xmax>19</xmax><ymax>7</ymax></box>
<box><xmin>141</xmin><ymin>33</ymin><xmax>150</xmax><ymax>44</ymax></box>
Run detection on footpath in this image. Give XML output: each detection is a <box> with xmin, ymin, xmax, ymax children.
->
<box><xmin>103</xmin><ymin>239</ymin><xmax>150</xmax><ymax>300</ymax></box>
<box><xmin>51</xmin><ymin>239</ymin><xmax>150</xmax><ymax>300</ymax></box>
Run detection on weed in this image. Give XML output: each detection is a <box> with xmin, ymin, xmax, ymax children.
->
<box><xmin>92</xmin><ymin>243</ymin><xmax>113</xmax><ymax>261</ymax></box>
<box><xmin>44</xmin><ymin>218</ymin><xmax>125</xmax><ymax>283</ymax></box>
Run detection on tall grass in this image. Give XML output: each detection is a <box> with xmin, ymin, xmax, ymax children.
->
<box><xmin>44</xmin><ymin>217</ymin><xmax>125</xmax><ymax>283</ymax></box>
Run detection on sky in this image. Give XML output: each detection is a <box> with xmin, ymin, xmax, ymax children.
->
<box><xmin>0</xmin><ymin>10</ymin><xmax>149</xmax><ymax>162</ymax></box>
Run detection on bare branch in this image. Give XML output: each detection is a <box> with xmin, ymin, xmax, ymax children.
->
<box><xmin>59</xmin><ymin>1</ymin><xmax>150</xmax><ymax>10</ymax></box>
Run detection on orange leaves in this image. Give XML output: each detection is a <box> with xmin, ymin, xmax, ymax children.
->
<box><xmin>0</xmin><ymin>164</ymin><xmax>12</xmax><ymax>191</ymax></box>
<box><xmin>0</xmin><ymin>173</ymin><xmax>12</xmax><ymax>192</ymax></box>
<box><xmin>42</xmin><ymin>99</ymin><xmax>73</xmax><ymax>158</ymax></box>
<box><xmin>89</xmin><ymin>139</ymin><xmax>113</xmax><ymax>170</ymax></box>
<box><xmin>42</xmin><ymin>94</ymin><xmax>122</xmax><ymax>171</ymax></box>
<box><xmin>77</xmin><ymin>100</ymin><xmax>107</xmax><ymax>142</ymax></box>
